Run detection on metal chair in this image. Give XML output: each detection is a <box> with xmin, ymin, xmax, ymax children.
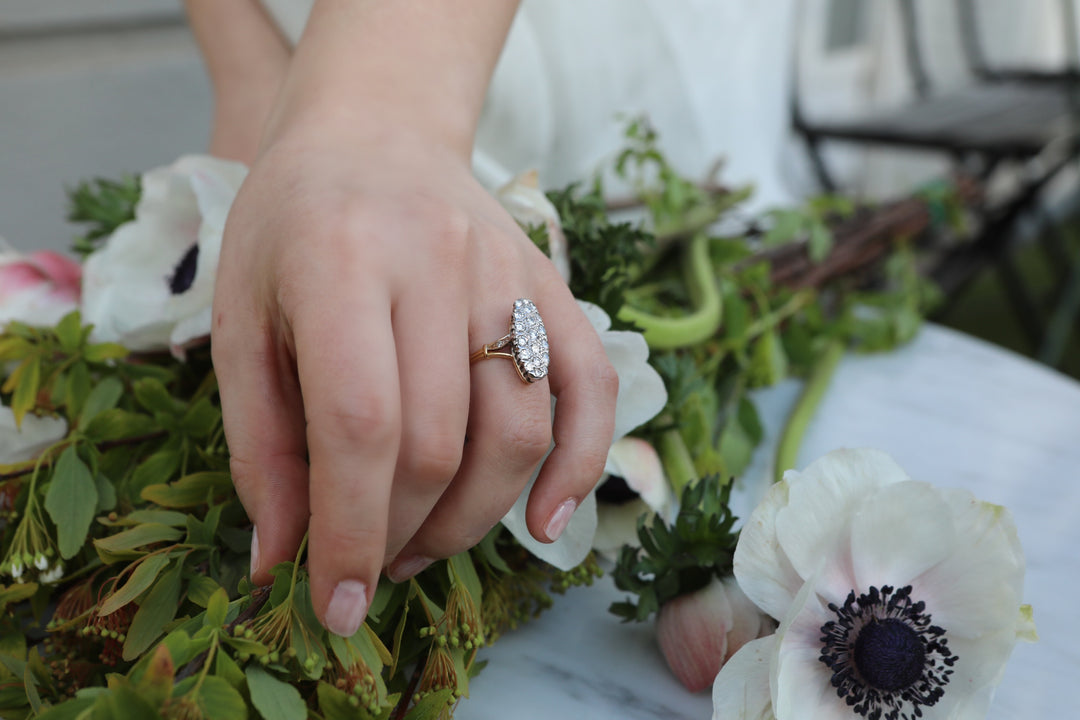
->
<box><xmin>792</xmin><ymin>0</ymin><xmax>1080</xmax><ymax>358</ymax></box>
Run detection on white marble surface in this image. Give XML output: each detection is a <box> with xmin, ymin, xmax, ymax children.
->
<box><xmin>465</xmin><ymin>324</ymin><xmax>1080</xmax><ymax>719</ymax></box>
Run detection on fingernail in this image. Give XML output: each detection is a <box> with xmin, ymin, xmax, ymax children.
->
<box><xmin>250</xmin><ymin>525</ymin><xmax>260</xmax><ymax>578</ymax></box>
<box><xmin>325</xmin><ymin>580</ymin><xmax>369</xmax><ymax>637</ymax></box>
<box><xmin>387</xmin><ymin>555</ymin><xmax>435</xmax><ymax>583</ymax></box>
<box><xmin>544</xmin><ymin>498</ymin><xmax>578</xmax><ymax>542</ymax></box>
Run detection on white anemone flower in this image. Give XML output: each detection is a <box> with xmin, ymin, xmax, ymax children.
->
<box><xmin>713</xmin><ymin>448</ymin><xmax>1035</xmax><ymax>720</ymax></box>
<box><xmin>591</xmin><ymin>436</ymin><xmax>675</xmax><ymax>559</ymax></box>
<box><xmin>500</xmin><ymin>300</ymin><xmax>667</xmax><ymax>569</ymax></box>
<box><xmin>0</xmin><ymin>405</ymin><xmax>68</xmax><ymax>464</ymax></box>
<box><xmin>81</xmin><ymin>155</ymin><xmax>247</xmax><ymax>355</ymax></box>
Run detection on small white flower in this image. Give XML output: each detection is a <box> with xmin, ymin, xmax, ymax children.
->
<box><xmin>500</xmin><ymin>301</ymin><xmax>667</xmax><ymax>569</ymax></box>
<box><xmin>40</xmin><ymin>564</ymin><xmax>64</xmax><ymax>584</ymax></box>
<box><xmin>81</xmin><ymin>155</ymin><xmax>247</xmax><ymax>356</ymax></box>
<box><xmin>33</xmin><ymin>553</ymin><xmax>48</xmax><ymax>571</ymax></box>
<box><xmin>0</xmin><ymin>405</ymin><xmax>68</xmax><ymax>464</ymax></box>
<box><xmin>0</xmin><ymin>239</ymin><xmax>81</xmax><ymax>328</ymax></box>
<box><xmin>496</xmin><ymin>170</ymin><xmax>572</xmax><ymax>283</ymax></box>
<box><xmin>713</xmin><ymin>448</ymin><xmax>1033</xmax><ymax>720</ymax></box>
<box><xmin>9</xmin><ymin>562</ymin><xmax>22</xmax><ymax>580</ymax></box>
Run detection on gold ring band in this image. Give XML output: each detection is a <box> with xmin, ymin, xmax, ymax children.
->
<box><xmin>470</xmin><ymin>299</ymin><xmax>549</xmax><ymax>383</ymax></box>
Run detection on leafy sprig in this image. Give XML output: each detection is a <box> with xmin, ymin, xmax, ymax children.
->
<box><xmin>66</xmin><ymin>175</ymin><xmax>141</xmax><ymax>258</ymax></box>
<box><xmin>609</xmin><ymin>475</ymin><xmax>739</xmax><ymax>623</ymax></box>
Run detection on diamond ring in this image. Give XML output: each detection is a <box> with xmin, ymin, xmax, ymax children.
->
<box><xmin>469</xmin><ymin>298</ymin><xmax>550</xmax><ymax>383</ymax></box>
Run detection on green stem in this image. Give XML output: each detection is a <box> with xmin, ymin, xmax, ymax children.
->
<box><xmin>659</xmin><ymin>427</ymin><xmax>697</xmax><ymax>496</ymax></box>
<box><xmin>717</xmin><ymin>290</ymin><xmax>815</xmax><ymax>352</ymax></box>
<box><xmin>617</xmin><ymin>233</ymin><xmax>723</xmax><ymax>349</ymax></box>
<box><xmin>773</xmin><ymin>340</ymin><xmax>844</xmax><ymax>483</ymax></box>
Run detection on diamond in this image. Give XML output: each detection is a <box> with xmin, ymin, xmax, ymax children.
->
<box><xmin>509</xmin><ymin>298</ymin><xmax>549</xmax><ymax>382</ymax></box>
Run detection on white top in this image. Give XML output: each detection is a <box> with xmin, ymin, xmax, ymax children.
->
<box><xmin>260</xmin><ymin>0</ymin><xmax>797</xmax><ymax>205</ymax></box>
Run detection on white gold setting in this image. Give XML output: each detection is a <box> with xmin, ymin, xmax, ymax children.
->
<box><xmin>510</xmin><ymin>298</ymin><xmax>549</xmax><ymax>382</ymax></box>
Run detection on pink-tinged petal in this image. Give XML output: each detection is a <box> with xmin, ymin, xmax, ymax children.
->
<box><xmin>0</xmin><ymin>261</ymin><xmax>49</xmax><ymax>297</ymax></box>
<box><xmin>724</xmin><ymin>576</ymin><xmax>772</xmax><ymax>659</ymax></box>
<box><xmin>27</xmin><ymin>251</ymin><xmax>82</xmax><ymax>288</ymax></box>
<box><xmin>711</xmin><ymin>636</ymin><xmax>775</xmax><ymax>720</ymax></box>
<box><xmin>0</xmin><ymin>406</ymin><xmax>68</xmax><ymax>464</ymax></box>
<box><xmin>604</xmin><ymin>437</ymin><xmax>671</xmax><ymax>512</ymax></box>
<box><xmin>734</xmin><ymin>480</ymin><xmax>803</xmax><ymax>622</ymax></box>
<box><xmin>658</xmin><ymin>577</ymin><xmax>734</xmax><ymax>693</ymax></box>
<box><xmin>850</xmin><ymin>481</ymin><xmax>956</xmax><ymax>593</ymax></box>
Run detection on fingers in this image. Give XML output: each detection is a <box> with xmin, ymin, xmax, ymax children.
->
<box><xmin>526</xmin><ymin>281</ymin><xmax>618</xmax><ymax>542</ymax></box>
<box><xmin>383</xmin><ymin>286</ymin><xmax>470</xmax><ymax>562</ymax></box>
<box><xmin>212</xmin><ymin>298</ymin><xmax>310</xmax><ymax>588</ymax></box>
<box><xmin>297</xmin><ymin>288</ymin><xmax>402</xmax><ymax>638</ymax></box>
<box><xmin>388</xmin><ymin>295</ymin><xmax>553</xmax><ymax>577</ymax></box>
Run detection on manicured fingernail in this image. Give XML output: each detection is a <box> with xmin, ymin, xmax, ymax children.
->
<box><xmin>250</xmin><ymin>525</ymin><xmax>260</xmax><ymax>578</ymax></box>
<box><xmin>544</xmin><ymin>498</ymin><xmax>577</xmax><ymax>541</ymax></box>
<box><xmin>387</xmin><ymin>555</ymin><xmax>434</xmax><ymax>583</ymax></box>
<box><xmin>325</xmin><ymin>580</ymin><xmax>369</xmax><ymax>637</ymax></box>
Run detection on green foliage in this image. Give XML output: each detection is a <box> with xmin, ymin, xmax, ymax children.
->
<box><xmin>66</xmin><ymin>175</ymin><xmax>141</xmax><ymax>258</ymax></box>
<box><xmin>609</xmin><ymin>475</ymin><xmax>739</xmax><ymax>622</ymax></box>
<box><xmin>2</xmin><ymin>125</ymin><xmax>957</xmax><ymax>718</ymax></box>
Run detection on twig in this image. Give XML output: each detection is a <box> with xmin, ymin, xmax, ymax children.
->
<box><xmin>391</xmin><ymin>656</ymin><xmax>429</xmax><ymax>720</ymax></box>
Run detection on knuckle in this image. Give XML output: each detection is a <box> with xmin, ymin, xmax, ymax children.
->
<box><xmin>592</xmin><ymin>357</ymin><xmax>620</xmax><ymax>399</ymax></box>
<box><xmin>399</xmin><ymin>430</ymin><xmax>463</xmax><ymax>487</ymax></box>
<box><xmin>310</xmin><ymin>395</ymin><xmax>400</xmax><ymax>447</ymax></box>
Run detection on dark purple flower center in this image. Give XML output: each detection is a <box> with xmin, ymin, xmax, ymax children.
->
<box><xmin>169</xmin><ymin>244</ymin><xmax>199</xmax><ymax>295</ymax></box>
<box><xmin>819</xmin><ymin>585</ymin><xmax>957</xmax><ymax>720</ymax></box>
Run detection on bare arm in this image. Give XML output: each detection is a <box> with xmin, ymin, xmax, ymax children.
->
<box><xmin>183</xmin><ymin>0</ymin><xmax>291</xmax><ymax>163</ymax></box>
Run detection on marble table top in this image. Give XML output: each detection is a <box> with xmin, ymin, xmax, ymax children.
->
<box><xmin>465</xmin><ymin>324</ymin><xmax>1080</xmax><ymax>719</ymax></box>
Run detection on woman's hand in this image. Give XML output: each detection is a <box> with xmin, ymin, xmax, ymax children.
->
<box><xmin>213</xmin><ymin>116</ymin><xmax>618</xmax><ymax>637</ymax></box>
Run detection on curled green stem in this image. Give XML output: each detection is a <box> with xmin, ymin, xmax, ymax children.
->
<box><xmin>618</xmin><ymin>233</ymin><xmax>723</xmax><ymax>349</ymax></box>
<box><xmin>773</xmin><ymin>340</ymin><xmax>845</xmax><ymax>483</ymax></box>
<box><xmin>658</xmin><ymin>426</ymin><xmax>697</xmax><ymax>497</ymax></box>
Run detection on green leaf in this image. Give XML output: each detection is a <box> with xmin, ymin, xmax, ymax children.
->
<box><xmin>134</xmin><ymin>379</ymin><xmax>183</xmax><ymax>416</ymax></box>
<box><xmin>94</xmin><ymin>523</ymin><xmax>183</xmax><ymax>564</ymax></box>
<box><xmin>180</xmin><ymin>397</ymin><xmax>221</xmax><ymax>438</ymax></box>
<box><xmin>204</xmin><ymin>587</ymin><xmax>229</xmax><ymax>629</ymax></box>
<box><xmin>123</xmin><ymin>559</ymin><xmax>183</xmax><ymax>660</ymax></box>
<box><xmin>141</xmin><ymin>472</ymin><xmax>232</xmax><ymax>508</ymax></box>
<box><xmin>405</xmin><ymin>689</ymin><xmax>455</xmax><ymax>720</ymax></box>
<box><xmin>215</xmin><ymin>649</ymin><xmax>246</xmax><ymax>690</ymax></box>
<box><xmin>133</xmin><ymin>644</ymin><xmax>175</xmax><ymax>707</ymax></box>
<box><xmin>83</xmin><ymin>342</ymin><xmax>129</xmax><ymax>363</ymax></box>
<box><xmin>0</xmin><ymin>583</ymin><xmax>38</xmax><ymax>613</ymax></box>
<box><xmin>94</xmin><ymin>473</ymin><xmax>117</xmax><ymax>512</ymax></box>
<box><xmin>808</xmin><ymin>221</ymin><xmax>833</xmax><ymax>262</ymax></box>
<box><xmin>196</xmin><ymin>675</ymin><xmax>247</xmax><ymax>720</ymax></box>
<box><xmin>10</xmin><ymin>355</ymin><xmax>41</xmax><ymax>427</ymax></box>
<box><xmin>44</xmin><ymin>446</ymin><xmax>99</xmax><ymax>559</ymax></box>
<box><xmin>129</xmin><ymin>449</ymin><xmax>181</xmax><ymax>496</ymax></box>
<box><xmin>186</xmin><ymin>574</ymin><xmax>222</xmax><ymax>608</ymax></box>
<box><xmin>33</xmin><ymin>697</ymin><xmax>96</xmax><ymax>720</ymax></box>
<box><xmin>245</xmin><ymin>665</ymin><xmax>307</xmax><ymax>720</ymax></box>
<box><xmin>55</xmin><ymin>311</ymin><xmax>84</xmax><ymax>354</ymax></box>
<box><xmin>99</xmin><ymin>553</ymin><xmax>172</xmax><ymax>615</ymax></box>
<box><xmin>78</xmin><ymin>377</ymin><xmax>124</xmax><ymax>426</ymax></box>
<box><xmin>82</xmin><ymin>408</ymin><xmax>157</xmax><ymax>443</ymax></box>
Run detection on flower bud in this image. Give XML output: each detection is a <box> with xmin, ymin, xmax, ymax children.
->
<box><xmin>656</xmin><ymin>575</ymin><xmax>773</xmax><ymax>693</ymax></box>
<box><xmin>0</xmin><ymin>242</ymin><xmax>81</xmax><ymax>328</ymax></box>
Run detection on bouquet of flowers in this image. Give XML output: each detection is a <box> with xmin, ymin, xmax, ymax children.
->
<box><xmin>0</xmin><ymin>125</ymin><xmax>1033</xmax><ymax>720</ymax></box>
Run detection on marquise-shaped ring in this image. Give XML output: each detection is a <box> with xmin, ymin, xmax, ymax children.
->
<box><xmin>469</xmin><ymin>298</ymin><xmax>550</xmax><ymax>383</ymax></box>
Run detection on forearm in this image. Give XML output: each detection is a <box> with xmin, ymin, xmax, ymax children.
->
<box><xmin>266</xmin><ymin>0</ymin><xmax>521</xmax><ymax>158</ymax></box>
<box><xmin>183</xmin><ymin>0</ymin><xmax>291</xmax><ymax>162</ymax></box>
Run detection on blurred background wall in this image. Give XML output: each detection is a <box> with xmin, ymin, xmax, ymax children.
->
<box><xmin>1</xmin><ymin>0</ymin><xmax>1074</xmax><ymax>251</ymax></box>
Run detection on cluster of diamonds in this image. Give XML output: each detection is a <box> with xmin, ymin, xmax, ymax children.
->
<box><xmin>511</xmin><ymin>298</ymin><xmax>549</xmax><ymax>382</ymax></box>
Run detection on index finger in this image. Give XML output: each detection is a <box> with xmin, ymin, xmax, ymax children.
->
<box><xmin>296</xmin><ymin>289</ymin><xmax>402</xmax><ymax>637</ymax></box>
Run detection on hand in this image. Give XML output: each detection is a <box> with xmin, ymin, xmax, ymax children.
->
<box><xmin>212</xmin><ymin>122</ymin><xmax>618</xmax><ymax>637</ymax></box>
